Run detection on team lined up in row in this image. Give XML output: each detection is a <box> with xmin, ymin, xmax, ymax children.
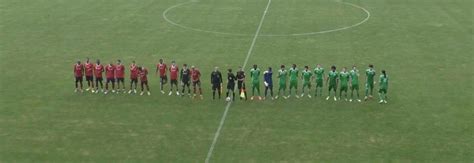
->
<box><xmin>74</xmin><ymin>58</ymin><xmax>389</xmax><ymax>103</ymax></box>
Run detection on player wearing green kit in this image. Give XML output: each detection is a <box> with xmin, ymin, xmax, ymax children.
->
<box><xmin>378</xmin><ymin>70</ymin><xmax>389</xmax><ymax>104</ymax></box>
<box><xmin>288</xmin><ymin>64</ymin><xmax>299</xmax><ymax>98</ymax></box>
<box><xmin>276</xmin><ymin>65</ymin><xmax>288</xmax><ymax>99</ymax></box>
<box><xmin>314</xmin><ymin>64</ymin><xmax>324</xmax><ymax>97</ymax></box>
<box><xmin>250</xmin><ymin>64</ymin><xmax>261</xmax><ymax>100</ymax></box>
<box><xmin>326</xmin><ymin>65</ymin><xmax>338</xmax><ymax>101</ymax></box>
<box><xmin>339</xmin><ymin>67</ymin><xmax>350</xmax><ymax>101</ymax></box>
<box><xmin>365</xmin><ymin>64</ymin><xmax>376</xmax><ymax>101</ymax></box>
<box><xmin>301</xmin><ymin>66</ymin><xmax>313</xmax><ymax>98</ymax></box>
<box><xmin>349</xmin><ymin>65</ymin><xmax>361</xmax><ymax>102</ymax></box>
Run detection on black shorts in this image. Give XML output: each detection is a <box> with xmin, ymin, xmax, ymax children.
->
<box><xmin>212</xmin><ymin>83</ymin><xmax>221</xmax><ymax>90</ymax></box>
<box><xmin>131</xmin><ymin>78</ymin><xmax>138</xmax><ymax>83</ymax></box>
<box><xmin>160</xmin><ymin>75</ymin><xmax>168</xmax><ymax>83</ymax></box>
<box><xmin>193</xmin><ymin>80</ymin><xmax>201</xmax><ymax>87</ymax></box>
<box><xmin>96</xmin><ymin>77</ymin><xmax>103</xmax><ymax>82</ymax></box>
<box><xmin>227</xmin><ymin>83</ymin><xmax>235</xmax><ymax>90</ymax></box>
<box><xmin>75</xmin><ymin>76</ymin><xmax>83</xmax><ymax>82</ymax></box>
<box><xmin>237</xmin><ymin>81</ymin><xmax>245</xmax><ymax>90</ymax></box>
<box><xmin>171</xmin><ymin>79</ymin><xmax>178</xmax><ymax>85</ymax></box>
<box><xmin>86</xmin><ymin>76</ymin><xmax>93</xmax><ymax>81</ymax></box>
<box><xmin>116</xmin><ymin>78</ymin><xmax>124</xmax><ymax>82</ymax></box>
<box><xmin>106</xmin><ymin>78</ymin><xmax>115</xmax><ymax>83</ymax></box>
<box><xmin>182</xmin><ymin>80</ymin><xmax>190</xmax><ymax>86</ymax></box>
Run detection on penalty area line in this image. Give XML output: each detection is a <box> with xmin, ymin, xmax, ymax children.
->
<box><xmin>204</xmin><ymin>0</ymin><xmax>272</xmax><ymax>162</ymax></box>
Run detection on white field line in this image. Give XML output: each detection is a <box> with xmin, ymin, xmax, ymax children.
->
<box><xmin>204</xmin><ymin>0</ymin><xmax>272</xmax><ymax>163</ymax></box>
<box><xmin>162</xmin><ymin>1</ymin><xmax>370</xmax><ymax>37</ymax></box>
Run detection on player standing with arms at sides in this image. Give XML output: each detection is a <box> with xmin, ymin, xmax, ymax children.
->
<box><xmin>236</xmin><ymin>67</ymin><xmax>248</xmax><ymax>100</ymax></box>
<box><xmin>191</xmin><ymin>66</ymin><xmax>203</xmax><ymax>99</ymax></box>
<box><xmin>326</xmin><ymin>65</ymin><xmax>338</xmax><ymax>101</ymax></box>
<box><xmin>378</xmin><ymin>70</ymin><xmax>389</xmax><ymax>104</ymax></box>
<box><xmin>365</xmin><ymin>64</ymin><xmax>376</xmax><ymax>101</ymax></box>
<box><xmin>84</xmin><ymin>58</ymin><xmax>95</xmax><ymax>92</ymax></box>
<box><xmin>301</xmin><ymin>66</ymin><xmax>313</xmax><ymax>98</ymax></box>
<box><xmin>226</xmin><ymin>68</ymin><xmax>237</xmax><ymax>101</ymax></box>
<box><xmin>211</xmin><ymin>67</ymin><xmax>223</xmax><ymax>100</ymax></box>
<box><xmin>288</xmin><ymin>64</ymin><xmax>299</xmax><ymax>98</ymax></box>
<box><xmin>139</xmin><ymin>66</ymin><xmax>151</xmax><ymax>96</ymax></box>
<box><xmin>263</xmin><ymin>67</ymin><xmax>274</xmax><ymax>100</ymax></box>
<box><xmin>115</xmin><ymin>59</ymin><xmax>126</xmax><ymax>93</ymax></box>
<box><xmin>94</xmin><ymin>60</ymin><xmax>104</xmax><ymax>93</ymax></box>
<box><xmin>180</xmin><ymin>64</ymin><xmax>191</xmax><ymax>97</ymax></box>
<box><xmin>276</xmin><ymin>65</ymin><xmax>288</xmax><ymax>99</ymax></box>
<box><xmin>156</xmin><ymin>59</ymin><xmax>167</xmax><ymax>94</ymax></box>
<box><xmin>105</xmin><ymin>62</ymin><xmax>116</xmax><ymax>94</ymax></box>
<box><xmin>339</xmin><ymin>67</ymin><xmax>350</xmax><ymax>101</ymax></box>
<box><xmin>128</xmin><ymin>61</ymin><xmax>139</xmax><ymax>94</ymax></box>
<box><xmin>73</xmin><ymin>61</ymin><xmax>84</xmax><ymax>93</ymax></box>
<box><xmin>314</xmin><ymin>64</ymin><xmax>324</xmax><ymax>97</ymax></box>
<box><xmin>169</xmin><ymin>61</ymin><xmax>180</xmax><ymax>96</ymax></box>
<box><xmin>250</xmin><ymin>64</ymin><xmax>262</xmax><ymax>100</ymax></box>
<box><xmin>349</xmin><ymin>65</ymin><xmax>361</xmax><ymax>102</ymax></box>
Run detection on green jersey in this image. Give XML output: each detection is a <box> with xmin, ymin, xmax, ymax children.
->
<box><xmin>379</xmin><ymin>74</ymin><xmax>388</xmax><ymax>89</ymax></box>
<box><xmin>339</xmin><ymin>71</ymin><xmax>349</xmax><ymax>86</ymax></box>
<box><xmin>289</xmin><ymin>68</ymin><xmax>299</xmax><ymax>81</ymax></box>
<box><xmin>350</xmin><ymin>69</ymin><xmax>359</xmax><ymax>85</ymax></box>
<box><xmin>302</xmin><ymin>70</ymin><xmax>312</xmax><ymax>82</ymax></box>
<box><xmin>366</xmin><ymin>68</ymin><xmax>376</xmax><ymax>83</ymax></box>
<box><xmin>278</xmin><ymin>69</ymin><xmax>287</xmax><ymax>83</ymax></box>
<box><xmin>328</xmin><ymin>71</ymin><xmax>338</xmax><ymax>85</ymax></box>
<box><xmin>250</xmin><ymin>68</ymin><xmax>260</xmax><ymax>81</ymax></box>
<box><xmin>314</xmin><ymin>67</ymin><xmax>324</xmax><ymax>81</ymax></box>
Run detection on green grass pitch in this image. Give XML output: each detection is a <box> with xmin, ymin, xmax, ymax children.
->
<box><xmin>1</xmin><ymin>0</ymin><xmax>472</xmax><ymax>162</ymax></box>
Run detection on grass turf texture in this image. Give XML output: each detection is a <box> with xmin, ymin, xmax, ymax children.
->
<box><xmin>1</xmin><ymin>0</ymin><xmax>472</xmax><ymax>162</ymax></box>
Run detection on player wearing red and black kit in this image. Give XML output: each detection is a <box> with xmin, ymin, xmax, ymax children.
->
<box><xmin>73</xmin><ymin>61</ymin><xmax>84</xmax><ymax>92</ymax></box>
<box><xmin>155</xmin><ymin>59</ymin><xmax>167</xmax><ymax>94</ymax></box>
<box><xmin>139</xmin><ymin>66</ymin><xmax>150</xmax><ymax>96</ymax></box>
<box><xmin>84</xmin><ymin>58</ymin><xmax>95</xmax><ymax>91</ymax></box>
<box><xmin>169</xmin><ymin>61</ymin><xmax>179</xmax><ymax>96</ymax></box>
<box><xmin>94</xmin><ymin>60</ymin><xmax>104</xmax><ymax>93</ymax></box>
<box><xmin>115</xmin><ymin>60</ymin><xmax>126</xmax><ymax>92</ymax></box>
<box><xmin>105</xmin><ymin>63</ymin><xmax>116</xmax><ymax>94</ymax></box>
<box><xmin>128</xmin><ymin>61</ymin><xmax>139</xmax><ymax>94</ymax></box>
<box><xmin>191</xmin><ymin>66</ymin><xmax>203</xmax><ymax>99</ymax></box>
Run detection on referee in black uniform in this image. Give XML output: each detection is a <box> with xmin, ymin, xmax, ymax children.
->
<box><xmin>211</xmin><ymin>67</ymin><xmax>223</xmax><ymax>100</ymax></box>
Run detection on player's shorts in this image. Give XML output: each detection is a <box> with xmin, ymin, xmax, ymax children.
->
<box><xmin>160</xmin><ymin>75</ymin><xmax>168</xmax><ymax>84</ymax></box>
<box><xmin>351</xmin><ymin>84</ymin><xmax>359</xmax><ymax>90</ymax></box>
<box><xmin>170</xmin><ymin>79</ymin><xmax>178</xmax><ymax>85</ymax></box>
<box><xmin>95</xmin><ymin>77</ymin><xmax>103</xmax><ymax>82</ymax></box>
<box><xmin>75</xmin><ymin>76</ymin><xmax>83</xmax><ymax>82</ymax></box>
<box><xmin>316</xmin><ymin>79</ymin><xmax>323</xmax><ymax>87</ymax></box>
<box><xmin>289</xmin><ymin>80</ymin><xmax>298</xmax><ymax>89</ymax></box>
<box><xmin>131</xmin><ymin>78</ymin><xmax>138</xmax><ymax>83</ymax></box>
<box><xmin>303</xmin><ymin>81</ymin><xmax>311</xmax><ymax>88</ymax></box>
<box><xmin>86</xmin><ymin>76</ymin><xmax>93</xmax><ymax>81</ymax></box>
<box><xmin>212</xmin><ymin>83</ymin><xmax>221</xmax><ymax>91</ymax></box>
<box><xmin>182</xmin><ymin>80</ymin><xmax>190</xmax><ymax>87</ymax></box>
<box><xmin>192</xmin><ymin>80</ymin><xmax>201</xmax><ymax>87</ymax></box>
<box><xmin>279</xmin><ymin>82</ymin><xmax>286</xmax><ymax>90</ymax></box>
<box><xmin>106</xmin><ymin>78</ymin><xmax>115</xmax><ymax>83</ymax></box>
<box><xmin>366</xmin><ymin>82</ymin><xmax>374</xmax><ymax>89</ymax></box>
<box><xmin>227</xmin><ymin>83</ymin><xmax>235</xmax><ymax>90</ymax></box>
<box><xmin>328</xmin><ymin>84</ymin><xmax>337</xmax><ymax>91</ymax></box>
<box><xmin>237</xmin><ymin>81</ymin><xmax>245</xmax><ymax>90</ymax></box>
<box><xmin>378</xmin><ymin>88</ymin><xmax>387</xmax><ymax>94</ymax></box>
<box><xmin>340</xmin><ymin>85</ymin><xmax>348</xmax><ymax>92</ymax></box>
<box><xmin>116</xmin><ymin>78</ymin><xmax>124</xmax><ymax>82</ymax></box>
<box><xmin>252</xmin><ymin>81</ymin><xmax>260</xmax><ymax>88</ymax></box>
